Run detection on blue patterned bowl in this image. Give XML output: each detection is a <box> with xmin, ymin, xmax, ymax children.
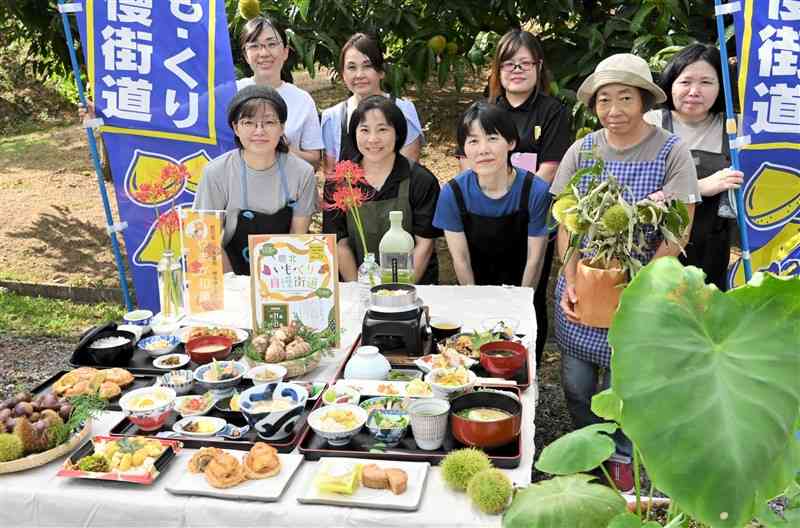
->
<box><xmin>193</xmin><ymin>361</ymin><xmax>246</xmax><ymax>398</ymax></box>
<box><xmin>365</xmin><ymin>409</ymin><xmax>410</xmax><ymax>447</ymax></box>
<box><xmin>239</xmin><ymin>382</ymin><xmax>309</xmax><ymax>441</ymax></box>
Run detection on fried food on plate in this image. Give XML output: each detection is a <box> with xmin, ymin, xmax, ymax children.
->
<box><xmin>243</xmin><ymin>442</ymin><xmax>281</xmax><ymax>479</ymax></box>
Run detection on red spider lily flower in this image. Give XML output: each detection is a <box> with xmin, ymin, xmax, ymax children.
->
<box><xmin>156</xmin><ymin>209</ymin><xmax>181</xmax><ymax>237</ymax></box>
<box><xmin>330</xmin><ymin>160</ymin><xmax>367</xmax><ymax>186</ymax></box>
<box><xmin>159</xmin><ymin>163</ymin><xmax>189</xmax><ymax>197</ymax></box>
<box><xmin>323</xmin><ymin>185</ymin><xmax>371</xmax><ymax>213</ymax></box>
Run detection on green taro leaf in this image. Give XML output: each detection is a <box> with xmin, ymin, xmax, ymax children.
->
<box><xmin>259</xmin><ymin>244</ymin><xmax>278</xmax><ymax>257</ymax></box>
<box><xmin>608</xmin><ymin>258</ymin><xmax>800</xmax><ymax>528</ymax></box>
<box><xmin>608</xmin><ymin>511</ymin><xmax>645</xmax><ymax>528</ymax></box>
<box><xmin>591</xmin><ymin>388</ymin><xmax>623</xmax><ymax>423</ymax></box>
<box><xmin>535</xmin><ymin>423</ymin><xmax>617</xmax><ymax>475</ymax></box>
<box><xmin>502</xmin><ymin>474</ymin><xmax>627</xmax><ymax>528</ymax></box>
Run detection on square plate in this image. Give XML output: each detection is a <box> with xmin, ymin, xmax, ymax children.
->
<box><xmin>57</xmin><ymin>435</ymin><xmax>181</xmax><ymax>485</ymax></box>
<box><xmin>296</xmin><ymin>458</ymin><xmax>429</xmax><ymax>511</ymax></box>
<box><xmin>166</xmin><ymin>452</ymin><xmax>304</xmax><ymax>502</ymax></box>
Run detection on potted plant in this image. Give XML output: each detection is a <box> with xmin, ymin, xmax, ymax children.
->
<box><xmin>551</xmin><ymin>154</ymin><xmax>690</xmax><ymax>327</ymax></box>
<box><xmin>503</xmin><ymin>259</ymin><xmax>800</xmax><ymax>527</ymax></box>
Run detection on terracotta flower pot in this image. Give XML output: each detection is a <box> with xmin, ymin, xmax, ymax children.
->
<box><xmin>574</xmin><ymin>258</ymin><xmax>628</xmax><ymax>328</ymax></box>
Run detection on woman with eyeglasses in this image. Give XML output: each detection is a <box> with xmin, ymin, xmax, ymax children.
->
<box><xmin>458</xmin><ymin>29</ymin><xmax>572</xmax><ymax>366</ymax></box>
<box><xmin>237</xmin><ymin>16</ymin><xmax>323</xmax><ymax>170</ymax></box>
<box><xmin>193</xmin><ymin>85</ymin><xmax>318</xmax><ymax>275</ymax></box>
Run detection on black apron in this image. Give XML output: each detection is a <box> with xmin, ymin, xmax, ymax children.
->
<box><xmin>449</xmin><ymin>172</ymin><xmax>533</xmax><ymax>286</ymax></box>
<box><xmin>662</xmin><ymin>110</ymin><xmax>732</xmax><ymax>290</ymax></box>
<box><xmin>224</xmin><ymin>151</ymin><xmax>295</xmax><ymax>276</ymax></box>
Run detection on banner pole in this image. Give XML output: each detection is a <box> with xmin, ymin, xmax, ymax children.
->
<box><xmin>714</xmin><ymin>0</ymin><xmax>753</xmax><ymax>282</ymax></box>
<box><xmin>57</xmin><ymin>0</ymin><xmax>134</xmax><ymax>310</ymax></box>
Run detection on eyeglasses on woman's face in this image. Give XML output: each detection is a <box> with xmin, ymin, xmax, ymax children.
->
<box><xmin>237</xmin><ymin>118</ymin><xmax>281</xmax><ymax>132</ymax></box>
<box><xmin>245</xmin><ymin>40</ymin><xmax>283</xmax><ymax>54</ymax></box>
<box><xmin>500</xmin><ymin>59</ymin><xmax>541</xmax><ymax>73</ymax></box>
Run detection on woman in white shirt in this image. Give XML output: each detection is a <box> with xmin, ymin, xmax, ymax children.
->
<box><xmin>237</xmin><ymin>16</ymin><xmax>323</xmax><ymax>170</ymax></box>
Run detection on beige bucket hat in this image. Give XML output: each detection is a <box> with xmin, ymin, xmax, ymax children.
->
<box><xmin>577</xmin><ymin>53</ymin><xmax>666</xmax><ymax>106</ymax></box>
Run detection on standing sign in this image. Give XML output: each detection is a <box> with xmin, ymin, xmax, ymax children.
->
<box><xmin>74</xmin><ymin>0</ymin><xmax>237</xmax><ymax>310</ymax></box>
<box><xmin>248</xmin><ymin>234</ymin><xmax>339</xmax><ymax>344</ymax></box>
<box><xmin>180</xmin><ymin>209</ymin><xmax>224</xmax><ymax>313</ymax></box>
<box><xmin>730</xmin><ymin>0</ymin><xmax>800</xmax><ymax>286</ymax></box>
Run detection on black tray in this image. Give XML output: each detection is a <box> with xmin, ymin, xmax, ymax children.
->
<box><xmin>30</xmin><ymin>370</ymin><xmax>159</xmax><ymax>412</ymax></box>
<box><xmin>298</xmin><ymin>386</ymin><xmax>522</xmax><ymax>469</ymax></box>
<box><xmin>107</xmin><ymin>381</ymin><xmax>323</xmax><ymax>453</ymax></box>
<box><xmin>69</xmin><ymin>323</ymin><xmax>247</xmax><ymax>375</ymax></box>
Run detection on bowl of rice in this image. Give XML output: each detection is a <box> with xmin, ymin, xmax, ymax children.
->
<box><xmin>86</xmin><ymin>330</ymin><xmax>136</xmax><ymax>366</ymax></box>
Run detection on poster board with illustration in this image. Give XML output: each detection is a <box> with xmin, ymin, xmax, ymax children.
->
<box><xmin>248</xmin><ymin>234</ymin><xmax>339</xmax><ymax>345</ymax></box>
<box><xmin>180</xmin><ymin>209</ymin><xmax>225</xmax><ymax>314</ymax></box>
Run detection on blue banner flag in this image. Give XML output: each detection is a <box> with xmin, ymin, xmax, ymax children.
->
<box><xmin>730</xmin><ymin>0</ymin><xmax>800</xmax><ymax>286</ymax></box>
<box><xmin>75</xmin><ymin>0</ymin><xmax>237</xmax><ymax>311</ymax></box>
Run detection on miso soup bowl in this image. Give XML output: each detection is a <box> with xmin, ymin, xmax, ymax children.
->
<box><xmin>450</xmin><ymin>390</ymin><xmax>522</xmax><ymax>449</ymax></box>
<box><xmin>479</xmin><ymin>340</ymin><xmax>527</xmax><ymax>378</ymax></box>
<box><xmin>239</xmin><ymin>382</ymin><xmax>309</xmax><ymax>441</ymax></box>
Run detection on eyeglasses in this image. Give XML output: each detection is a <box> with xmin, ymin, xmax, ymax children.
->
<box><xmin>500</xmin><ymin>59</ymin><xmax>541</xmax><ymax>73</ymax></box>
<box><xmin>245</xmin><ymin>41</ymin><xmax>283</xmax><ymax>53</ymax></box>
<box><xmin>238</xmin><ymin>119</ymin><xmax>281</xmax><ymax>132</ymax></box>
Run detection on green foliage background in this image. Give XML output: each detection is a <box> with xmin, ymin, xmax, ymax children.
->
<box><xmin>2</xmin><ymin>0</ymin><xmax>728</xmax><ymax>133</ymax></box>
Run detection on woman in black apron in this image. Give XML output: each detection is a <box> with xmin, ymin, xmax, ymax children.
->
<box><xmin>434</xmin><ymin>102</ymin><xmax>552</xmax><ymax>291</ymax></box>
<box><xmin>479</xmin><ymin>29</ymin><xmax>572</xmax><ymax>363</ymax></box>
<box><xmin>653</xmin><ymin>44</ymin><xmax>744</xmax><ymax>290</ymax></box>
<box><xmin>193</xmin><ymin>85</ymin><xmax>318</xmax><ymax>275</ymax></box>
<box><xmin>326</xmin><ymin>96</ymin><xmax>441</xmax><ymax>284</ymax></box>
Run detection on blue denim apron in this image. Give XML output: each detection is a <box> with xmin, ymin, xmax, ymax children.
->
<box><xmin>554</xmin><ymin>131</ymin><xmax>680</xmax><ymax>367</ymax></box>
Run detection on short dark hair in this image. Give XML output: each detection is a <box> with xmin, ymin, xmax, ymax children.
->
<box><xmin>339</xmin><ymin>32</ymin><xmax>385</xmax><ymax>74</ymax></box>
<box><xmin>227</xmin><ymin>85</ymin><xmax>289</xmax><ymax>152</ymax></box>
<box><xmin>456</xmin><ymin>101</ymin><xmax>519</xmax><ymax>161</ymax></box>
<box><xmin>588</xmin><ymin>87</ymin><xmax>656</xmax><ymax>113</ymax></box>
<box><xmin>348</xmin><ymin>95</ymin><xmax>407</xmax><ymax>161</ymax></box>
<box><xmin>658</xmin><ymin>43</ymin><xmax>725</xmax><ymax>115</ymax></box>
<box><xmin>239</xmin><ymin>16</ymin><xmax>293</xmax><ymax>83</ymax></box>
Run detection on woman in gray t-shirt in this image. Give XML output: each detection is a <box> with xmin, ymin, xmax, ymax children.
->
<box><xmin>193</xmin><ymin>85</ymin><xmax>318</xmax><ymax>275</ymax></box>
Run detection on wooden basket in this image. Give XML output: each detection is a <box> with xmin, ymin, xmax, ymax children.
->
<box><xmin>0</xmin><ymin>422</ymin><xmax>91</xmax><ymax>474</ymax></box>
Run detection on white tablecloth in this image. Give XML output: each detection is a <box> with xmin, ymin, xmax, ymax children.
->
<box><xmin>2</xmin><ymin>282</ymin><xmax>538</xmax><ymax>528</ymax></box>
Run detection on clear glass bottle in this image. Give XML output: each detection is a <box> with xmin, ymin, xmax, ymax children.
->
<box><xmin>357</xmin><ymin>252</ymin><xmax>381</xmax><ymax>312</ymax></box>
<box><xmin>378</xmin><ymin>210</ymin><xmax>415</xmax><ymax>284</ymax></box>
<box><xmin>157</xmin><ymin>249</ymin><xmax>185</xmax><ymax>321</ymax></box>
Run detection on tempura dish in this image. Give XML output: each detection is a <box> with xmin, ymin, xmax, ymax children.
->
<box><xmin>425</xmin><ymin>367</ymin><xmax>477</xmax><ymax>399</ymax></box>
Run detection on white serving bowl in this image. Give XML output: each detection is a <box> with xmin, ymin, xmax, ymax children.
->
<box><xmin>119</xmin><ymin>386</ymin><xmax>176</xmax><ymax>431</ymax></box>
<box><xmin>425</xmin><ymin>368</ymin><xmax>477</xmax><ymax>399</ymax></box>
<box><xmin>138</xmin><ymin>335</ymin><xmax>180</xmax><ymax>358</ymax></box>
<box><xmin>307</xmin><ymin>403</ymin><xmax>368</xmax><ymax>446</ymax></box>
<box><xmin>244</xmin><ymin>364</ymin><xmax>288</xmax><ymax>386</ymax></box>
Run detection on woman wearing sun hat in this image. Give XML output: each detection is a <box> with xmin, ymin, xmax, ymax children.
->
<box><xmin>549</xmin><ymin>53</ymin><xmax>699</xmax><ymax>492</ymax></box>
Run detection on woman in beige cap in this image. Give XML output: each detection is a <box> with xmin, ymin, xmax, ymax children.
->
<box><xmin>549</xmin><ymin>53</ymin><xmax>699</xmax><ymax>492</ymax></box>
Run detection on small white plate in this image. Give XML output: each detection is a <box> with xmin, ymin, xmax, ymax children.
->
<box><xmin>172</xmin><ymin>416</ymin><xmax>227</xmax><ymax>437</ymax></box>
<box><xmin>334</xmin><ymin>379</ymin><xmax>433</xmax><ymax>399</ymax></box>
<box><xmin>166</xmin><ymin>452</ymin><xmax>304</xmax><ymax>502</ymax></box>
<box><xmin>414</xmin><ymin>353</ymin><xmax>477</xmax><ymax>373</ymax></box>
<box><xmin>153</xmin><ymin>353</ymin><xmax>190</xmax><ymax>369</ymax></box>
<box><xmin>296</xmin><ymin>458</ymin><xmax>430</xmax><ymax>511</ymax></box>
<box><xmin>174</xmin><ymin>394</ymin><xmax>216</xmax><ymax>417</ymax></box>
<box><xmin>175</xmin><ymin>326</ymin><xmax>248</xmax><ymax>344</ymax></box>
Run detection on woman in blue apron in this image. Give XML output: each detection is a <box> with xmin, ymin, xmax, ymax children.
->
<box><xmin>647</xmin><ymin>44</ymin><xmax>744</xmax><ymax>290</ymax></box>
<box><xmin>434</xmin><ymin>102</ymin><xmax>552</xmax><ymax>290</ymax></box>
<box><xmin>326</xmin><ymin>96</ymin><xmax>441</xmax><ymax>284</ymax></box>
<box><xmin>193</xmin><ymin>85</ymin><xmax>319</xmax><ymax>275</ymax></box>
<box><xmin>550</xmin><ymin>54</ymin><xmax>699</xmax><ymax>492</ymax></box>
